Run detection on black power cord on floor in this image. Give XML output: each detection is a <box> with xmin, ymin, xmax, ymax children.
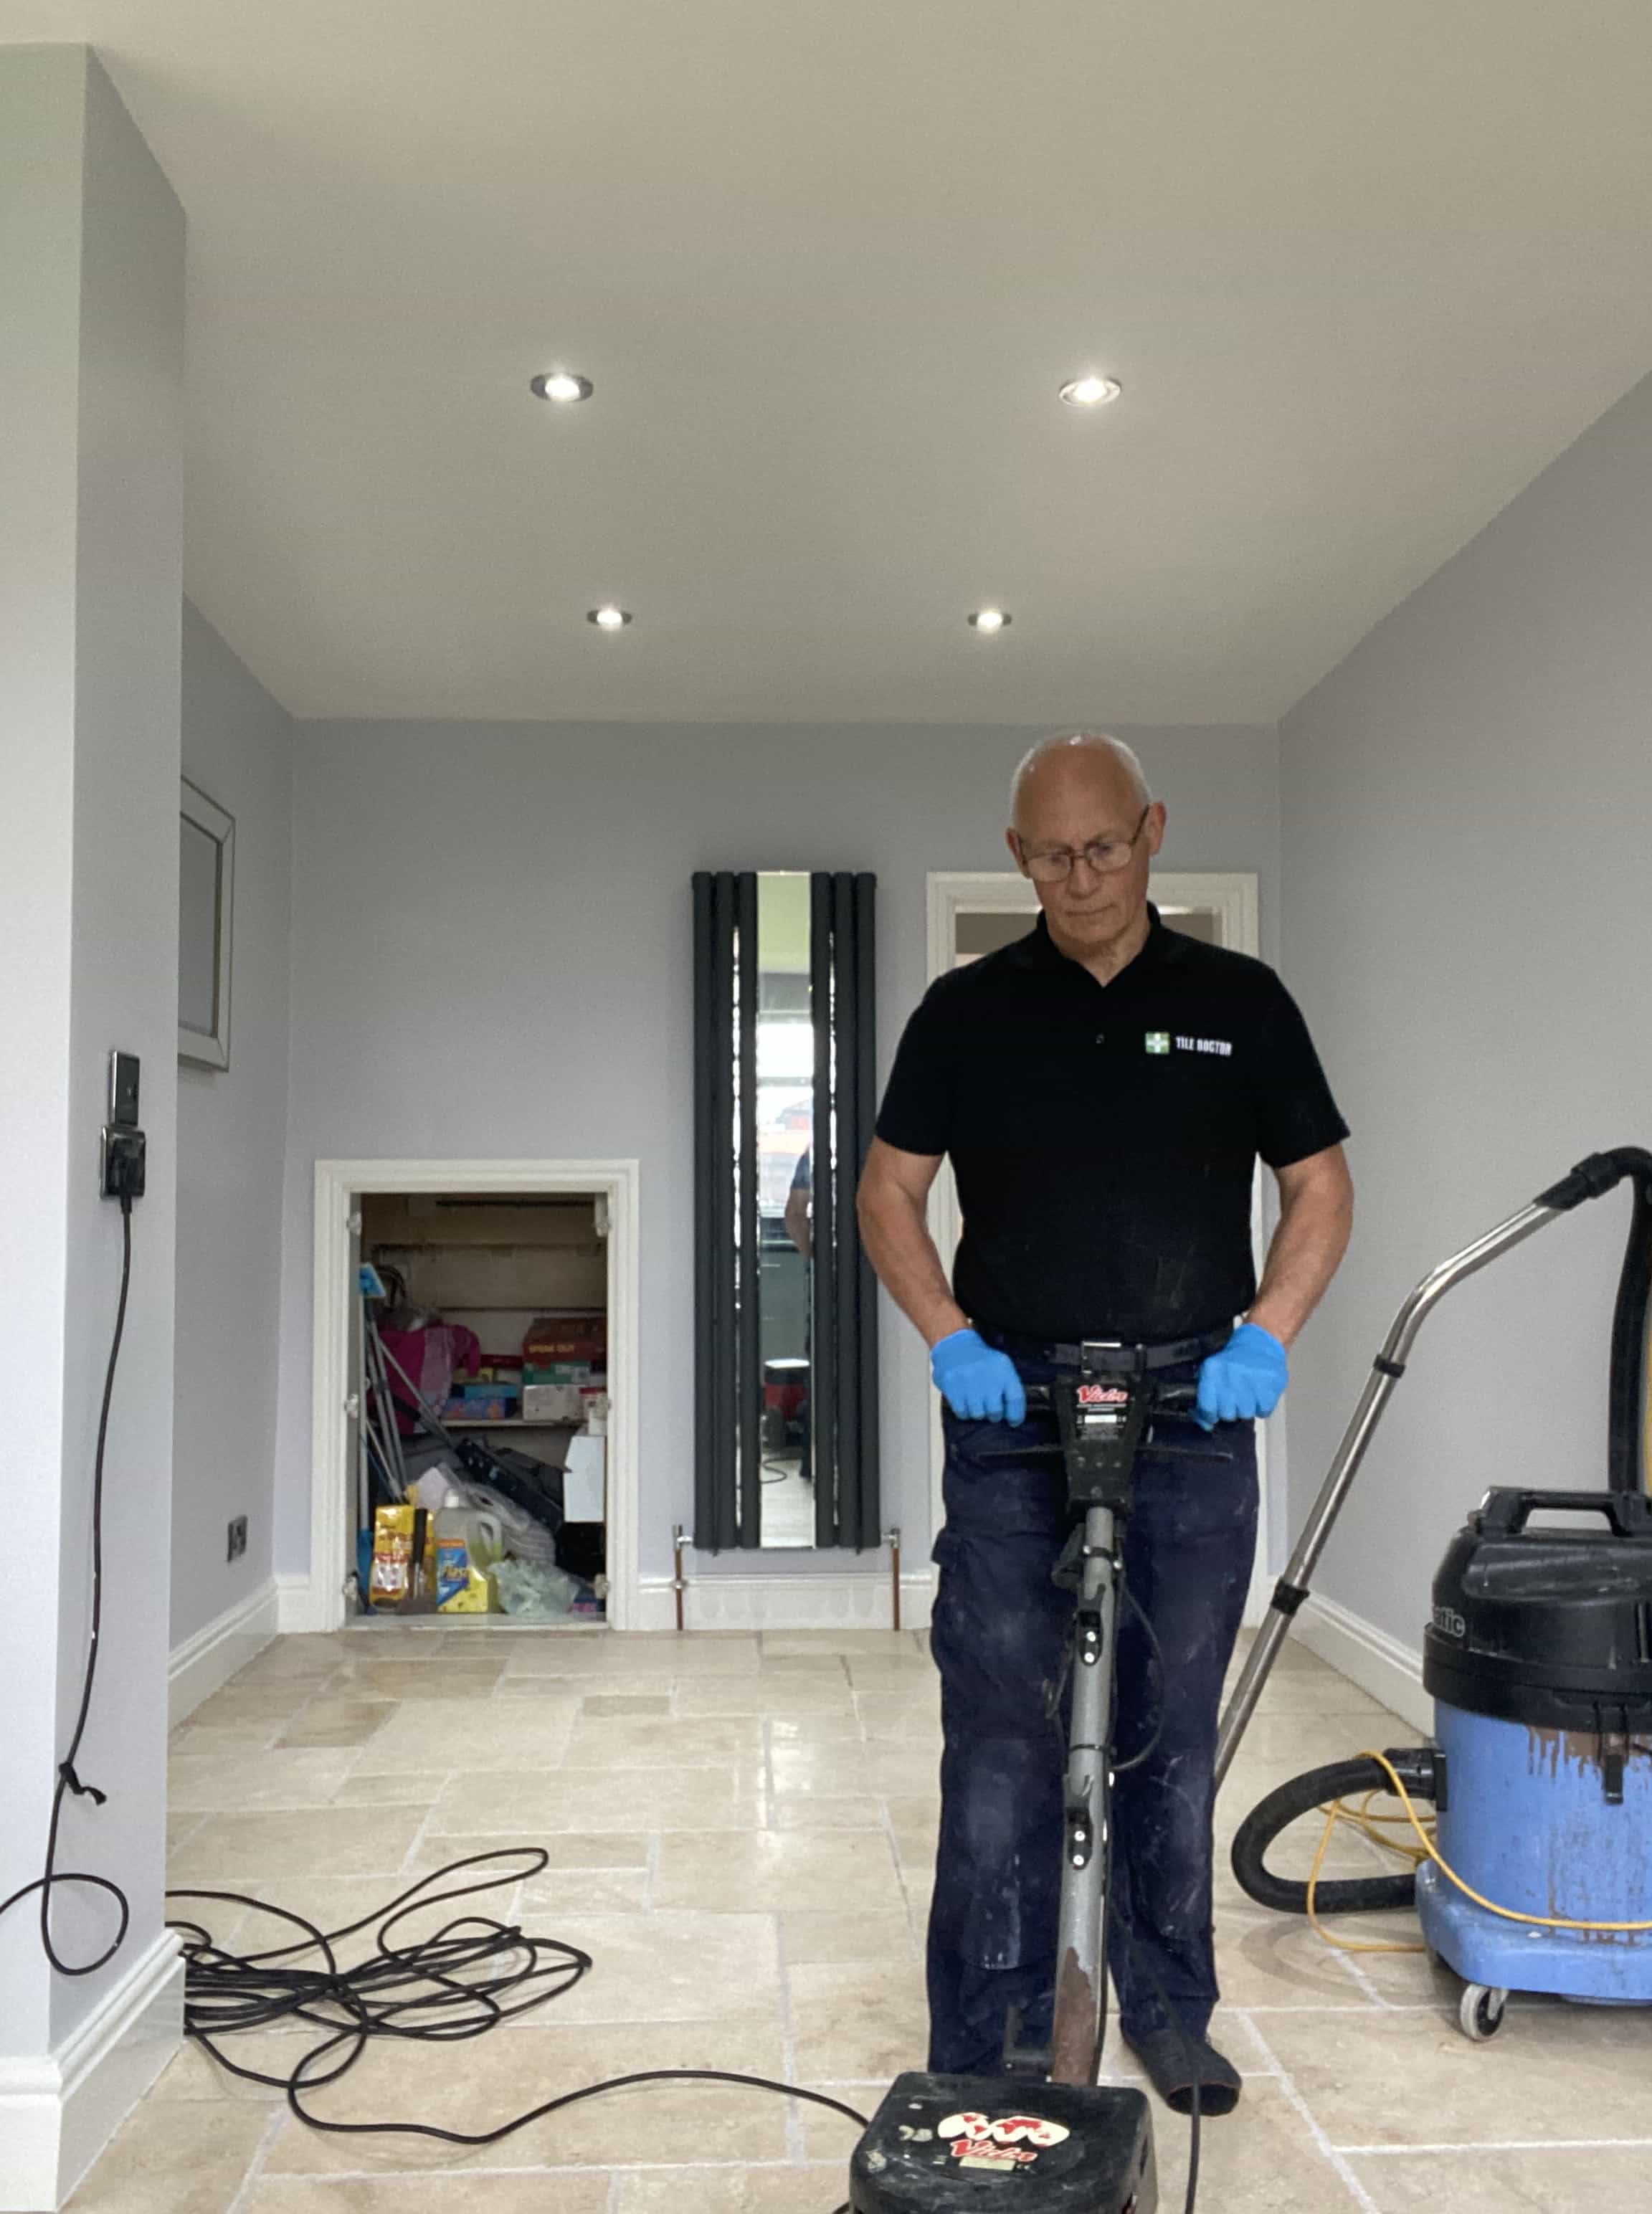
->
<box><xmin>172</xmin><ymin>1842</ymin><xmax>1201</xmax><ymax>2214</ymax></box>
<box><xmin>169</xmin><ymin>1850</ymin><xmax>868</xmax><ymax>2163</ymax></box>
<box><xmin>0</xmin><ymin>1194</ymin><xmax>135</xmax><ymax>1975</ymax></box>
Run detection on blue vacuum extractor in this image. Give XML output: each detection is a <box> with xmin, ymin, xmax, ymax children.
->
<box><xmin>1418</xmin><ymin>1483</ymin><xmax>1652</xmax><ymax>2032</ymax></box>
<box><xmin>1217</xmin><ymin>1144</ymin><xmax>1652</xmax><ymax>2038</ymax></box>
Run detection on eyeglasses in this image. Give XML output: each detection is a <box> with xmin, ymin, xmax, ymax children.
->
<box><xmin>1017</xmin><ymin>805</ymin><xmax>1152</xmax><ymax>883</ymax></box>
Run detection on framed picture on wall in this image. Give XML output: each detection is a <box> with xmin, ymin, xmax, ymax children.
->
<box><xmin>179</xmin><ymin>777</ymin><xmax>234</xmax><ymax>1070</ymax></box>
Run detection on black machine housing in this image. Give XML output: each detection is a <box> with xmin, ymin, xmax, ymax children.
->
<box><xmin>850</xmin><ymin>2073</ymin><xmax>1156</xmax><ymax>2214</ymax></box>
<box><xmin>1425</xmin><ymin>1486</ymin><xmax>1652</xmax><ymax>1744</ymax></box>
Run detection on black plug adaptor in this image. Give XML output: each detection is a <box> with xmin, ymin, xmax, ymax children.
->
<box><xmin>100</xmin><ymin>1126</ymin><xmax>147</xmax><ymax>1202</ymax></box>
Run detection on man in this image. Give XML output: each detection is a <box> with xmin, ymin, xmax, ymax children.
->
<box><xmin>858</xmin><ymin>733</ymin><xmax>1352</xmax><ymax>2114</ymax></box>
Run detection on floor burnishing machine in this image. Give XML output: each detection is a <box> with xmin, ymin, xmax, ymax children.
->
<box><xmin>1220</xmin><ymin>1144</ymin><xmax>1652</xmax><ymax>2038</ymax></box>
<box><xmin>852</xmin><ymin>1359</ymin><xmax>1227</xmax><ymax>2214</ymax></box>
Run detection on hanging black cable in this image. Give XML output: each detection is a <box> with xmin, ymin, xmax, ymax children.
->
<box><xmin>0</xmin><ymin>1194</ymin><xmax>134</xmax><ymax>1974</ymax></box>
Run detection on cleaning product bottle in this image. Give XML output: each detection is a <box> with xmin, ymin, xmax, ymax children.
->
<box><xmin>435</xmin><ymin>1492</ymin><xmax>503</xmax><ymax>1612</ymax></box>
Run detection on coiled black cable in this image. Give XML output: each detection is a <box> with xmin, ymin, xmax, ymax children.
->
<box><xmin>168</xmin><ymin>1849</ymin><xmax>869</xmax><ymax>2152</ymax></box>
<box><xmin>0</xmin><ymin>1194</ymin><xmax>134</xmax><ymax>1974</ymax></box>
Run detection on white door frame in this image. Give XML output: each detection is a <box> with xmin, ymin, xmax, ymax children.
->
<box><xmin>307</xmin><ymin>1157</ymin><xmax>642</xmax><ymax>1632</ymax></box>
<box><xmin>921</xmin><ymin>872</ymin><xmax>1277</xmax><ymax>1625</ymax></box>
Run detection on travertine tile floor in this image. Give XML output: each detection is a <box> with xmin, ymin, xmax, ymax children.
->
<box><xmin>65</xmin><ymin>1623</ymin><xmax>1652</xmax><ymax>2212</ymax></box>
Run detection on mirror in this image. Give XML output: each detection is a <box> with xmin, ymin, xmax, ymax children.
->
<box><xmin>754</xmin><ymin>875</ymin><xmax>815</xmax><ymax>1544</ymax></box>
<box><xmin>693</xmin><ymin>869</ymin><xmax>880</xmax><ymax>1551</ymax></box>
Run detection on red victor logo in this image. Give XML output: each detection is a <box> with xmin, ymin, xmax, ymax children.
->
<box><xmin>1076</xmin><ymin>1384</ymin><xmax>1130</xmax><ymax>1407</ymax></box>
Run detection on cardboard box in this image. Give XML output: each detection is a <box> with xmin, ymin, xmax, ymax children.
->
<box><xmin>524</xmin><ymin>1316</ymin><xmax>607</xmax><ymax>1365</ymax></box>
<box><xmin>449</xmin><ymin>1385</ymin><xmax>518</xmax><ymax>1421</ymax></box>
<box><xmin>523</xmin><ymin>1382</ymin><xmax>584</xmax><ymax>1422</ymax></box>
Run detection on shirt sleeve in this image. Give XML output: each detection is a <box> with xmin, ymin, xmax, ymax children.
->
<box><xmin>874</xmin><ymin>988</ymin><xmax>958</xmax><ymax>1158</ymax></box>
<box><xmin>1251</xmin><ymin>979</ymin><xmax>1350</xmax><ymax>1169</ymax></box>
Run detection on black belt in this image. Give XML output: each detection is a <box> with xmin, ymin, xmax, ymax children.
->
<box><xmin>978</xmin><ymin>1324</ymin><xmax>1232</xmax><ymax>1374</ymax></box>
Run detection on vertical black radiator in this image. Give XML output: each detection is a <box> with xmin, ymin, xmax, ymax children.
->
<box><xmin>813</xmin><ymin>871</ymin><xmax>880</xmax><ymax>1550</ymax></box>
<box><xmin>693</xmin><ymin>871</ymin><xmax>747</xmax><ymax>1549</ymax></box>
<box><xmin>693</xmin><ymin>869</ymin><xmax>879</xmax><ymax>1552</ymax></box>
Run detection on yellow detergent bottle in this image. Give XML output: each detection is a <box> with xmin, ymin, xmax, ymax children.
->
<box><xmin>435</xmin><ymin>1493</ymin><xmax>502</xmax><ymax>1612</ymax></box>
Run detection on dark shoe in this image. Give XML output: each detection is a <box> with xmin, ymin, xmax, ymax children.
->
<box><xmin>1124</xmin><ymin>2022</ymin><xmax>1242</xmax><ymax>2117</ymax></box>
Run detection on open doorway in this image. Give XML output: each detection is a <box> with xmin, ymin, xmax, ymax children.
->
<box><xmin>921</xmin><ymin>872</ymin><xmax>1277</xmax><ymax>1625</ymax></box>
<box><xmin>306</xmin><ymin>1159</ymin><xmax>640</xmax><ymax>1633</ymax></box>
<box><xmin>353</xmin><ymin>1190</ymin><xmax>609</xmax><ymax>1623</ymax></box>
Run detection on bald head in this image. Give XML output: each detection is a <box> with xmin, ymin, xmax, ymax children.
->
<box><xmin>1005</xmin><ymin>731</ymin><xmax>1165</xmax><ymax>971</ymax></box>
<box><xmin>1009</xmin><ymin>732</ymin><xmax>1152</xmax><ymax>831</ymax></box>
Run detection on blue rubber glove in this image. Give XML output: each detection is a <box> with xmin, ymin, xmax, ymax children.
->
<box><xmin>930</xmin><ymin>1328</ymin><xmax>1027</xmax><ymax>1424</ymax></box>
<box><xmin>1195</xmin><ymin>1321</ymin><xmax>1288</xmax><ymax>1430</ymax></box>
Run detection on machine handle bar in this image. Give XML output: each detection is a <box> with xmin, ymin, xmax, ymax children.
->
<box><xmin>1020</xmin><ymin>1379</ymin><xmax>1200</xmax><ymax>1415</ymax></box>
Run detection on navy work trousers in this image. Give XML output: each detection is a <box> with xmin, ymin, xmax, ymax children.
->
<box><xmin>925</xmin><ymin>1359</ymin><xmax>1258</xmax><ymax>2075</ymax></box>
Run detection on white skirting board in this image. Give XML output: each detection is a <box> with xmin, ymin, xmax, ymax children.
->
<box><xmin>1294</xmin><ymin>1592</ymin><xmax>1433</xmax><ymax>1737</ymax></box>
<box><xmin>275</xmin><ymin>1571</ymin><xmax>338</xmax><ymax>1638</ymax></box>
<box><xmin>166</xmin><ymin>1578</ymin><xmax>281</xmax><ymax>1729</ymax></box>
<box><xmin>0</xmin><ymin>1932</ymin><xmax>182</xmax><ymax>2213</ymax></box>
<box><xmin>635</xmin><ymin>1570</ymin><xmax>936</xmax><ymax>1633</ymax></box>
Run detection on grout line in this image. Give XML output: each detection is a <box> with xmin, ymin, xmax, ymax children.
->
<box><xmin>879</xmin><ymin>1792</ymin><xmax>933</xmax><ymax>1954</ymax></box>
<box><xmin>221</xmin><ymin>2102</ymin><xmax>288</xmax><ymax>2214</ymax></box>
<box><xmin>166</xmin><ymin>1812</ymin><xmax>209</xmax><ymax>1860</ymax></box>
<box><xmin>761</xmin><ymin>1714</ymin><xmax>777</xmax><ymax>1835</ymax></box>
<box><xmin>773</xmin><ymin>1911</ymin><xmax>808</xmax><ymax>2164</ymax></box>
<box><xmin>396</xmin><ymin>1777</ymin><xmax>450</xmax><ymax>1878</ymax></box>
<box><xmin>1340</xmin><ymin>2137</ymin><xmax>1652</xmax><ymax>2157</ymax></box>
<box><xmin>1311</xmin><ymin>1943</ymin><xmax>1398</xmax><ymax>2010</ymax></box>
<box><xmin>258</xmin><ymin>2155</ymin><xmax>865</xmax><ymax>2182</ymax></box>
<box><xmin>1235</xmin><ymin>2010</ymin><xmax>1384</xmax><ymax>2213</ymax></box>
<box><xmin>1210</xmin><ymin>2000</ymin><xmax>1454</xmax><ymax>2015</ymax></box>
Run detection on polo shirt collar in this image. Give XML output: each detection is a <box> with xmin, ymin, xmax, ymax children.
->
<box><xmin>1014</xmin><ymin>901</ymin><xmax>1169</xmax><ymax>982</ymax></box>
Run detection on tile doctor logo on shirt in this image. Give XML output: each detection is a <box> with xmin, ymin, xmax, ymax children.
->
<box><xmin>1146</xmin><ymin>1032</ymin><xmax>1231</xmax><ymax>1057</ymax></box>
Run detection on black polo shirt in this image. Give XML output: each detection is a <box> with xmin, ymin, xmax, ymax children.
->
<box><xmin>875</xmin><ymin>906</ymin><xmax>1348</xmax><ymax>1344</ymax></box>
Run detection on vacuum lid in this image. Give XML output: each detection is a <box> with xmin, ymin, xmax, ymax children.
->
<box><xmin>1424</xmin><ymin>1487</ymin><xmax>1652</xmax><ymax>1728</ymax></box>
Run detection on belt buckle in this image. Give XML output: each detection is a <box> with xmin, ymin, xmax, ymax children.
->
<box><xmin>1078</xmin><ymin>1338</ymin><xmax>1143</xmax><ymax>1379</ymax></box>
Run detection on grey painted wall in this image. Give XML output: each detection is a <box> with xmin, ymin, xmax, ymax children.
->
<box><xmin>275</xmin><ymin>721</ymin><xmax>1281</xmax><ymax>1587</ymax></box>
<box><xmin>174</xmin><ymin>604</ymin><xmax>295</xmax><ymax>1647</ymax></box>
<box><xmin>0</xmin><ymin>45</ymin><xmax>184</xmax><ymax>2106</ymax></box>
<box><xmin>1280</xmin><ymin>368</ymin><xmax>1652</xmax><ymax>1655</ymax></box>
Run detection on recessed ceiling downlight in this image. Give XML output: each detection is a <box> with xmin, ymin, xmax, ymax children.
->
<box><xmin>1058</xmin><ymin>374</ymin><xmax>1121</xmax><ymax>407</ymax></box>
<box><xmin>587</xmin><ymin>604</ymin><xmax>632</xmax><ymax>629</ymax></box>
<box><xmin>968</xmin><ymin>607</ymin><xmax>1010</xmax><ymax>633</ymax></box>
<box><xmin>531</xmin><ymin>371</ymin><xmax>594</xmax><ymax>402</ymax></box>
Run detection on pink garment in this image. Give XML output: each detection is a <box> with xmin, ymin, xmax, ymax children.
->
<box><xmin>378</xmin><ymin>1324</ymin><xmax>481</xmax><ymax>1435</ymax></box>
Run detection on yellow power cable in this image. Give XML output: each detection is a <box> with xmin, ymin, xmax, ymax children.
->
<box><xmin>1304</xmin><ymin>1751</ymin><xmax>1652</xmax><ymax>1948</ymax></box>
<box><xmin>1305</xmin><ymin>1790</ymin><xmax>1430</xmax><ymax>1956</ymax></box>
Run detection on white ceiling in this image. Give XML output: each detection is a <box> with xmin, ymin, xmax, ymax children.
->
<box><xmin>11</xmin><ymin>1</ymin><xmax>1652</xmax><ymax>723</ymax></box>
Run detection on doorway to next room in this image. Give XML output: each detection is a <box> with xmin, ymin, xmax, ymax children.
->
<box><xmin>352</xmin><ymin>1189</ymin><xmax>610</xmax><ymax>1629</ymax></box>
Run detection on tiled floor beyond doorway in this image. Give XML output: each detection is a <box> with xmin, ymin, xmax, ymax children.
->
<box><xmin>63</xmin><ymin>1624</ymin><xmax>1651</xmax><ymax>2212</ymax></box>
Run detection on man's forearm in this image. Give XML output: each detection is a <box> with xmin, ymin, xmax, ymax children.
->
<box><xmin>1247</xmin><ymin>1173</ymin><xmax>1354</xmax><ymax>1349</ymax></box>
<box><xmin>858</xmin><ymin>1184</ymin><xmax>967</xmax><ymax>1349</ymax></box>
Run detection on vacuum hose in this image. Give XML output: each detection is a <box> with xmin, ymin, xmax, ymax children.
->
<box><xmin>1229</xmin><ymin>1746</ymin><xmax>1440</xmax><ymax>1916</ymax></box>
<box><xmin>1534</xmin><ymin>1144</ymin><xmax>1652</xmax><ymax>1495</ymax></box>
